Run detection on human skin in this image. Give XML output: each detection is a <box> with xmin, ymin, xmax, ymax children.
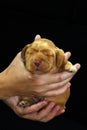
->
<box><xmin>0</xmin><ymin>35</ymin><xmax>81</xmax><ymax>122</ymax></box>
<box><xmin>3</xmin><ymin>52</ymin><xmax>80</xmax><ymax>122</ymax></box>
<box><xmin>0</xmin><ymin>35</ymin><xmax>81</xmax><ymax>99</ymax></box>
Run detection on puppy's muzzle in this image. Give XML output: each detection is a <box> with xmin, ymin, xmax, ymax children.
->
<box><xmin>34</xmin><ymin>61</ymin><xmax>41</xmax><ymax>67</ymax></box>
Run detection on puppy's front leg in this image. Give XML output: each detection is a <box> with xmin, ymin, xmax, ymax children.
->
<box><xmin>64</xmin><ymin>61</ymin><xmax>77</xmax><ymax>72</ymax></box>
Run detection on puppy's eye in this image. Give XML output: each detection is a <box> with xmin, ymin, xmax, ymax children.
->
<box><xmin>29</xmin><ymin>52</ymin><xmax>33</xmax><ymax>54</ymax></box>
<box><xmin>28</xmin><ymin>50</ymin><xmax>33</xmax><ymax>54</ymax></box>
<box><xmin>42</xmin><ymin>51</ymin><xmax>49</xmax><ymax>56</ymax></box>
<box><xmin>29</xmin><ymin>49</ymin><xmax>38</xmax><ymax>54</ymax></box>
<box><xmin>33</xmin><ymin>49</ymin><xmax>38</xmax><ymax>52</ymax></box>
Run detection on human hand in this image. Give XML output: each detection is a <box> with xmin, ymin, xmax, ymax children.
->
<box><xmin>0</xmin><ymin>34</ymin><xmax>81</xmax><ymax>99</ymax></box>
<box><xmin>1</xmin><ymin>51</ymin><xmax>80</xmax><ymax>98</ymax></box>
<box><xmin>3</xmin><ymin>96</ymin><xmax>65</xmax><ymax>122</ymax></box>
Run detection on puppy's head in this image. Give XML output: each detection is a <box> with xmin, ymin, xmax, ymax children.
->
<box><xmin>21</xmin><ymin>38</ymin><xmax>66</xmax><ymax>74</ymax></box>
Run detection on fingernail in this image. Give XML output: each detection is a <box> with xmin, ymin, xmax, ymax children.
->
<box><xmin>42</xmin><ymin>101</ymin><xmax>48</xmax><ymax>105</ymax></box>
<box><xmin>50</xmin><ymin>102</ymin><xmax>55</xmax><ymax>108</ymax></box>
<box><xmin>35</xmin><ymin>34</ymin><xmax>41</xmax><ymax>40</ymax></box>
<box><xmin>67</xmin><ymin>82</ymin><xmax>71</xmax><ymax>87</ymax></box>
<box><xmin>67</xmin><ymin>52</ymin><xmax>71</xmax><ymax>57</ymax></box>
<box><xmin>54</xmin><ymin>105</ymin><xmax>60</xmax><ymax>111</ymax></box>
<box><xmin>61</xmin><ymin>109</ymin><xmax>65</xmax><ymax>113</ymax></box>
<box><xmin>76</xmin><ymin>64</ymin><xmax>81</xmax><ymax>70</ymax></box>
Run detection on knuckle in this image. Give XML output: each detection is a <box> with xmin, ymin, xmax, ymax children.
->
<box><xmin>57</xmin><ymin>76</ymin><xmax>63</xmax><ymax>81</ymax></box>
<box><xmin>61</xmin><ymin>88</ymin><xmax>66</xmax><ymax>93</ymax></box>
<box><xmin>34</xmin><ymin>79</ymin><xmax>45</xmax><ymax>86</ymax></box>
<box><xmin>16</xmin><ymin>111</ymin><xmax>23</xmax><ymax>116</ymax></box>
<box><xmin>61</xmin><ymin>86</ymin><xmax>68</xmax><ymax>93</ymax></box>
<box><xmin>55</xmin><ymin>86</ymin><xmax>68</xmax><ymax>95</ymax></box>
<box><xmin>34</xmin><ymin>88</ymin><xmax>43</xmax><ymax>95</ymax></box>
<box><xmin>14</xmin><ymin>108</ymin><xmax>25</xmax><ymax>116</ymax></box>
<box><xmin>55</xmin><ymin>91</ymin><xmax>60</xmax><ymax>95</ymax></box>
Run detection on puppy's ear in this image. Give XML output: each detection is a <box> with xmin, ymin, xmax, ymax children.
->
<box><xmin>21</xmin><ymin>44</ymin><xmax>31</xmax><ymax>62</ymax></box>
<box><xmin>56</xmin><ymin>48</ymin><xmax>65</xmax><ymax>68</ymax></box>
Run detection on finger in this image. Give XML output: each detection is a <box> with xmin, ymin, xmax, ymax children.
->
<box><xmin>23</xmin><ymin>112</ymin><xmax>38</xmax><ymax>120</ymax></box>
<box><xmin>23</xmin><ymin>102</ymin><xmax>56</xmax><ymax>121</ymax></box>
<box><xmin>31</xmin><ymin>76</ymin><xmax>72</xmax><ymax>96</ymax></box>
<box><xmin>16</xmin><ymin>101</ymin><xmax>47</xmax><ymax>116</ymax></box>
<box><xmin>24</xmin><ymin>101</ymin><xmax>48</xmax><ymax>113</ymax></box>
<box><xmin>38</xmin><ymin>102</ymin><xmax>56</xmax><ymax>117</ymax></box>
<box><xmin>74</xmin><ymin>63</ymin><xmax>81</xmax><ymax>70</ymax></box>
<box><xmin>36</xmin><ymin>77</ymin><xmax>71</xmax><ymax>95</ymax></box>
<box><xmin>39</xmin><ymin>104</ymin><xmax>65</xmax><ymax>122</ymax></box>
<box><xmin>33</xmin><ymin>102</ymin><xmax>56</xmax><ymax>121</ymax></box>
<box><xmin>64</xmin><ymin>52</ymin><xmax>71</xmax><ymax>60</ymax></box>
<box><xmin>44</xmin><ymin>82</ymin><xmax>71</xmax><ymax>97</ymax></box>
<box><xmin>56</xmin><ymin>108</ymin><xmax>65</xmax><ymax>116</ymax></box>
<box><xmin>45</xmin><ymin>77</ymin><xmax>72</xmax><ymax>91</ymax></box>
<box><xmin>20</xmin><ymin>104</ymin><xmax>65</xmax><ymax>122</ymax></box>
<box><xmin>41</xmin><ymin>63</ymin><xmax>80</xmax><ymax>85</ymax></box>
<box><xmin>33</xmin><ymin>63</ymin><xmax>81</xmax><ymax>87</ymax></box>
<box><xmin>35</xmin><ymin>34</ymin><xmax>41</xmax><ymax>40</ymax></box>
<box><xmin>35</xmin><ymin>72</ymin><xmax>72</xmax><ymax>87</ymax></box>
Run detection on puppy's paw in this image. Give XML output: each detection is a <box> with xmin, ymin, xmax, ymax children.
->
<box><xmin>18</xmin><ymin>100</ymin><xmax>30</xmax><ymax>108</ymax></box>
<box><xmin>65</xmin><ymin>61</ymin><xmax>77</xmax><ymax>72</ymax></box>
<box><xmin>68</xmin><ymin>66</ymin><xmax>77</xmax><ymax>72</ymax></box>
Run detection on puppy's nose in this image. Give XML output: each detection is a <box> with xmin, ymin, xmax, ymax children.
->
<box><xmin>34</xmin><ymin>61</ymin><xmax>40</xmax><ymax>67</ymax></box>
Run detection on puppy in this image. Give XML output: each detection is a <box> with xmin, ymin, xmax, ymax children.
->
<box><xmin>18</xmin><ymin>38</ymin><xmax>77</xmax><ymax>108</ymax></box>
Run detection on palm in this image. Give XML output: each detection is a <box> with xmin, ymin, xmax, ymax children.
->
<box><xmin>4</xmin><ymin>96</ymin><xmax>22</xmax><ymax>114</ymax></box>
<box><xmin>3</xmin><ymin>96</ymin><xmax>65</xmax><ymax>122</ymax></box>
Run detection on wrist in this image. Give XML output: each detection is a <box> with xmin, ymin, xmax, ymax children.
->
<box><xmin>0</xmin><ymin>70</ymin><xmax>12</xmax><ymax>99</ymax></box>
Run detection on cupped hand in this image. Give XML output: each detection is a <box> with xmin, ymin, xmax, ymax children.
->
<box><xmin>1</xmin><ymin>34</ymin><xmax>81</xmax><ymax>99</ymax></box>
<box><xmin>4</xmin><ymin>96</ymin><xmax>65</xmax><ymax>122</ymax></box>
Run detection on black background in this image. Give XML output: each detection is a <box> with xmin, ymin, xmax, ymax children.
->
<box><xmin>0</xmin><ymin>1</ymin><xmax>87</xmax><ymax>129</ymax></box>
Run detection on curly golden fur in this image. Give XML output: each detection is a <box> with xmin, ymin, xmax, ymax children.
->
<box><xmin>18</xmin><ymin>38</ymin><xmax>77</xmax><ymax>108</ymax></box>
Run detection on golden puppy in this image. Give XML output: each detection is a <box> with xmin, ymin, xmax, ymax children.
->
<box><xmin>18</xmin><ymin>38</ymin><xmax>77</xmax><ymax>108</ymax></box>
